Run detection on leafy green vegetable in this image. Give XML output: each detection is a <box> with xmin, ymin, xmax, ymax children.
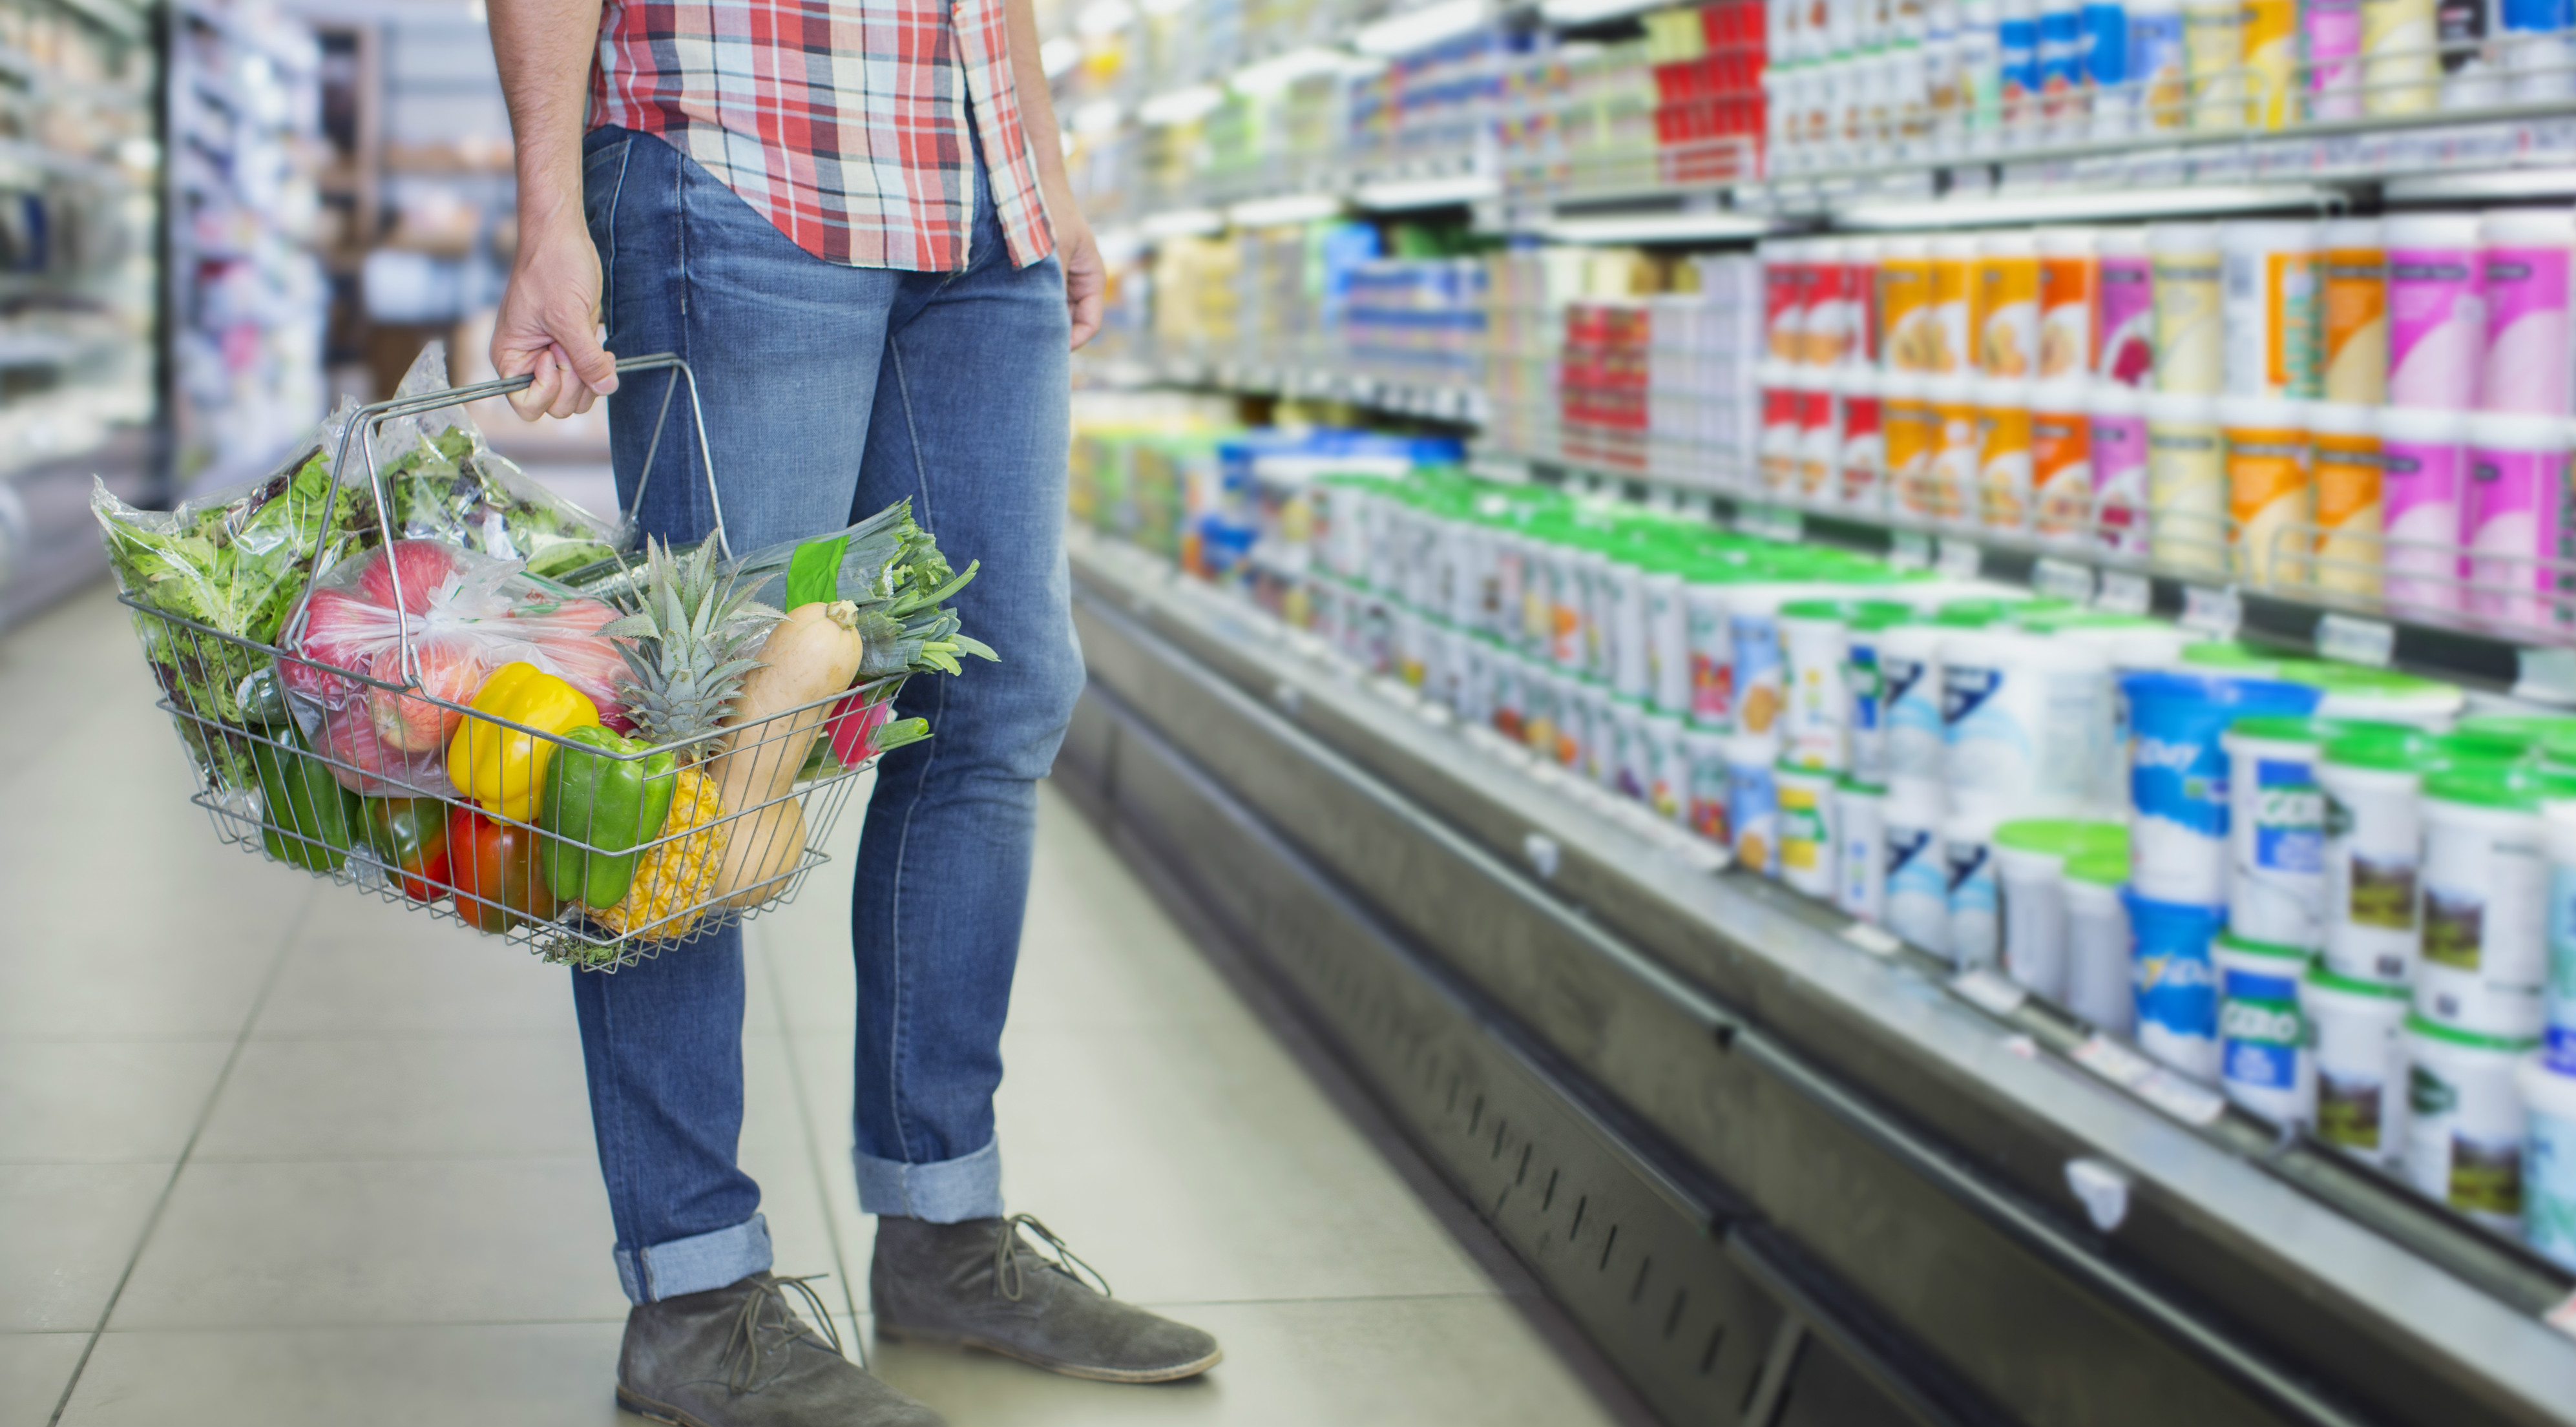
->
<box><xmin>784</xmin><ymin>534</ymin><xmax>849</xmax><ymax>609</ymax></box>
<box><xmin>95</xmin><ymin>447</ymin><xmax>379</xmax><ymax>789</ymax></box>
<box><xmin>378</xmin><ymin>424</ymin><xmax>626</xmax><ymax>578</ymax></box>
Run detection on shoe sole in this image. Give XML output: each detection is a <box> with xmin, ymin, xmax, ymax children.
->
<box><xmin>874</xmin><ymin>1322</ymin><xmax>1224</xmax><ymax>1384</ymax></box>
<box><xmin>616</xmin><ymin>1386</ymin><xmax>715</xmax><ymax>1427</ymax></box>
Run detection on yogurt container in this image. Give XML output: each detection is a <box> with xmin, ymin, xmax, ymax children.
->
<box><xmin>2150</xmin><ymin>224</ymin><xmax>2225</xmax><ymax>393</ymax></box>
<box><xmin>2144</xmin><ymin>390</ymin><xmax>2228</xmax><ymax>576</ymax></box>
<box><xmin>2219</xmin><ymin>394</ymin><xmax>2312</xmax><ymax>587</ymax></box>
<box><xmin>2222</xmin><ymin>714</ymin><xmax>2363</xmax><ymax>950</ymax></box>
<box><xmin>2418</xmin><ymin>764</ymin><xmax>2566</xmax><ymax>1039</ymax></box>
<box><xmin>2215</xmin><ymin>932</ymin><xmax>2316</xmax><ymax>1123</ymax></box>
<box><xmin>2405</xmin><ymin>1013</ymin><xmax>2538</xmax><ymax>1232</ymax></box>
<box><xmin>2130</xmin><ymin>893</ymin><xmax>2227</xmax><ymax>1079</ymax></box>
<box><xmin>2478</xmin><ymin>211</ymin><xmax>2575</xmax><ymax>417</ymax></box>
<box><xmin>1686</xmin><ymin>727</ymin><xmax>1733</xmax><ymax>845</ymax></box>
<box><xmin>2521</xmin><ymin>1056</ymin><xmax>2576</xmax><ymax>1268</ymax></box>
<box><xmin>2542</xmin><ymin>796</ymin><xmax>2576</xmax><ymax>1071</ymax></box>
<box><xmin>2376</xmin><ymin>405</ymin><xmax>2467</xmax><ymax>616</ymax></box>
<box><xmin>2385</xmin><ymin>214</ymin><xmax>2485</xmax><ymax>412</ymax></box>
<box><xmin>1845</xmin><ymin>606</ymin><xmax>1919</xmax><ymax>785</ymax></box>
<box><xmin>2066</xmin><ymin>848</ymin><xmax>2135</xmax><ymax>1031</ymax></box>
<box><xmin>2305</xmin><ymin>400</ymin><xmax>2384</xmax><ymax>599</ymax></box>
<box><xmin>2296</xmin><ymin>664</ymin><xmax>2465</xmax><ymax>729</ymax></box>
<box><xmin>1609</xmin><ymin>697</ymin><xmax>1650</xmax><ymax>801</ymax></box>
<box><xmin>1839</xmin><ymin>779</ymin><xmax>1890</xmax><ymax>921</ymax></box>
<box><xmin>1886</xmin><ymin>789</ymin><xmax>1954</xmax><ymax>955</ymax></box>
<box><xmin>2219</xmin><ymin>222</ymin><xmax>2321</xmax><ymax>397</ymax></box>
<box><xmin>2320</xmin><ymin>219</ymin><xmax>2390</xmax><ymax>405</ymax></box>
<box><xmin>2305</xmin><ymin>963</ymin><xmax>2414</xmax><ymax>1162</ymax></box>
<box><xmin>1726</xmin><ymin>733</ymin><xmax>1783</xmax><ymax>874</ymax></box>
<box><xmin>1778</xmin><ymin>762</ymin><xmax>1843</xmax><ymax>898</ymax></box>
<box><xmin>1881</xmin><ymin>621</ymin><xmax>1953</xmax><ymax>806</ymax></box>
<box><xmin>1940</xmin><ymin>627</ymin><xmax>2113</xmax><ymax>809</ymax></box>
<box><xmin>2088</xmin><ymin>381</ymin><xmax>2152</xmax><ymax>556</ymax></box>
<box><xmin>1997</xmin><ymin>819</ymin><xmax>2126</xmax><ymax>998</ymax></box>
<box><xmin>2319</xmin><ymin>729</ymin><xmax>2438</xmax><ymax>984</ymax></box>
<box><xmin>1783</xmin><ymin>599</ymin><xmax>1912</xmax><ymax>772</ymax></box>
<box><xmin>2464</xmin><ymin>414</ymin><xmax>2574</xmax><ymax>629</ymax></box>
<box><xmin>2096</xmin><ymin>228</ymin><xmax>2158</xmax><ymax>386</ymax></box>
<box><xmin>2124</xmin><ymin>671</ymin><xmax>2323</xmax><ymax>904</ymax></box>
<box><xmin>1947</xmin><ymin>807</ymin><xmax>2006</xmax><ymax>968</ymax></box>
<box><xmin>1644</xmin><ymin>711</ymin><xmax>1689</xmax><ymax>824</ymax></box>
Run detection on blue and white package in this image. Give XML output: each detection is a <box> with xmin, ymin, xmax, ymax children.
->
<box><xmin>2215</xmin><ymin>932</ymin><xmax>2313</xmax><ymax>1121</ymax></box>
<box><xmin>1880</xmin><ymin>624</ymin><xmax>1946</xmax><ymax>800</ymax></box>
<box><xmin>2550</xmin><ymin>803</ymin><xmax>2576</xmax><ymax>1072</ymax></box>
<box><xmin>1946</xmin><ymin>813</ymin><xmax>2002</xmax><ymax>969</ymax></box>
<box><xmin>1726</xmin><ymin>736</ymin><xmax>1779</xmax><ymax>876</ymax></box>
<box><xmin>1886</xmin><ymin>798</ymin><xmax>1951</xmax><ymax>956</ymax></box>
<box><xmin>2120</xmin><ymin>671</ymin><xmax>2320</xmax><ymax>905</ymax></box>
<box><xmin>2081</xmin><ymin>0</ymin><xmax>2128</xmax><ymax>90</ymax></box>
<box><xmin>1846</xmin><ymin>622</ymin><xmax>1891</xmax><ymax>784</ymax></box>
<box><xmin>2521</xmin><ymin>1057</ymin><xmax>2576</xmax><ymax>1269</ymax></box>
<box><xmin>2128</xmin><ymin>893</ymin><xmax>2225</xmax><ymax>1079</ymax></box>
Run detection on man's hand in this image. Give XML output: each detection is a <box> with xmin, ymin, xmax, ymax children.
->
<box><xmin>492</xmin><ymin>224</ymin><xmax>618</xmax><ymax>421</ymax></box>
<box><xmin>487</xmin><ymin>0</ymin><xmax>614</xmax><ymax>421</ymax></box>
<box><xmin>1058</xmin><ymin>212</ymin><xmax>1105</xmax><ymax>350</ymax></box>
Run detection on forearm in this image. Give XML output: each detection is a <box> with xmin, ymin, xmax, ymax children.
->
<box><xmin>490</xmin><ymin>0</ymin><xmax>606</xmax><ymax>251</ymax></box>
<box><xmin>1003</xmin><ymin>0</ymin><xmax>1078</xmax><ymax>216</ymax></box>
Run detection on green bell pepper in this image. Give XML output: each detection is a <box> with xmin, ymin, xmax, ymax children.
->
<box><xmin>253</xmin><ymin>725</ymin><xmax>359</xmax><ymax>872</ymax></box>
<box><xmin>539</xmin><ymin>724</ymin><xmax>678</xmax><ymax>908</ymax></box>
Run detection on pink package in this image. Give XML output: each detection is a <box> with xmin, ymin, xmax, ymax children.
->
<box><xmin>2479</xmin><ymin>212</ymin><xmax>2574</xmax><ymax>417</ymax></box>
<box><xmin>2305</xmin><ymin>0</ymin><xmax>2365</xmax><ymax>118</ymax></box>
<box><xmin>2377</xmin><ymin>408</ymin><xmax>2469</xmax><ymax>615</ymax></box>
<box><xmin>2088</xmin><ymin>395</ymin><xmax>2151</xmax><ymax>556</ymax></box>
<box><xmin>2464</xmin><ymin>415</ymin><xmax>2574</xmax><ymax>627</ymax></box>
<box><xmin>2095</xmin><ymin>239</ymin><xmax>2157</xmax><ymax>388</ymax></box>
<box><xmin>2387</xmin><ymin>215</ymin><xmax>2484</xmax><ymax>410</ymax></box>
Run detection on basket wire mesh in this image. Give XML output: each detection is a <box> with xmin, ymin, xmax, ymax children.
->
<box><xmin>121</xmin><ymin>353</ymin><xmax>908</xmax><ymax>971</ymax></box>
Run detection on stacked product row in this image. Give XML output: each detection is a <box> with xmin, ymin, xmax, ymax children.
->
<box><xmin>1763</xmin><ymin>0</ymin><xmax>2576</xmax><ymax>171</ymax></box>
<box><xmin>1750</xmin><ymin>213</ymin><xmax>2576</xmax><ymax>623</ymax></box>
<box><xmin>1069</xmin><ymin>408</ymin><xmax>2576</xmax><ymax>1268</ymax></box>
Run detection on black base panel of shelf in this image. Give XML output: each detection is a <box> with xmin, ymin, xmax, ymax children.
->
<box><xmin>1057</xmin><ymin>674</ymin><xmax>2017</xmax><ymax>1427</ymax></box>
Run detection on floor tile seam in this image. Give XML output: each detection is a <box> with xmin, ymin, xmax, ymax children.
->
<box><xmin>753</xmin><ymin>922</ymin><xmax>866</xmax><ymax>1333</ymax></box>
<box><xmin>45</xmin><ymin>887</ymin><xmax>317</xmax><ymax>1427</ymax></box>
<box><xmin>83</xmin><ymin>1314</ymin><xmax>638</xmax><ymax>1333</ymax></box>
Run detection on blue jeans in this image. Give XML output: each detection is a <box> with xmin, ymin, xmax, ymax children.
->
<box><xmin>574</xmin><ymin>123</ymin><xmax>1083</xmax><ymax>1303</ymax></box>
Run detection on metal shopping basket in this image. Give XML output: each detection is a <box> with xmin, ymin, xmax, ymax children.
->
<box><xmin>120</xmin><ymin>353</ymin><xmax>904</xmax><ymax>971</ymax></box>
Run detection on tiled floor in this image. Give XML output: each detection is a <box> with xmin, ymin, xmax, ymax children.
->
<box><xmin>1</xmin><ymin>583</ymin><xmax>1630</xmax><ymax>1427</ymax></box>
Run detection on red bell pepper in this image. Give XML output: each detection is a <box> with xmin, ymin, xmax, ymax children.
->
<box><xmin>446</xmin><ymin>804</ymin><xmax>561</xmax><ymax>934</ymax></box>
<box><xmin>362</xmin><ymin>797</ymin><xmax>452</xmax><ymax>902</ymax></box>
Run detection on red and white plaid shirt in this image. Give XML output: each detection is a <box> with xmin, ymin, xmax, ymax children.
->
<box><xmin>590</xmin><ymin>0</ymin><xmax>1056</xmax><ymax>272</ymax></box>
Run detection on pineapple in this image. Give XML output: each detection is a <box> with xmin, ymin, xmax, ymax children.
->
<box><xmin>598</xmin><ymin>765</ymin><xmax>730</xmax><ymax>939</ymax></box>
<box><xmin>594</xmin><ymin>537</ymin><xmax>779</xmax><ymax>940</ymax></box>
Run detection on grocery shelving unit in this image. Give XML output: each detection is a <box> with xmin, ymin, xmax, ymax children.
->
<box><xmin>1060</xmin><ymin>529</ymin><xmax>2576</xmax><ymax>1427</ymax></box>
<box><xmin>164</xmin><ymin>0</ymin><xmax>324</xmax><ymax>493</ymax></box>
<box><xmin>0</xmin><ymin>0</ymin><xmax>162</xmax><ymax>627</ymax></box>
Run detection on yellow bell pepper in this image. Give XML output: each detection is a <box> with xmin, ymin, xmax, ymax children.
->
<box><xmin>446</xmin><ymin>661</ymin><xmax>601</xmax><ymax>823</ymax></box>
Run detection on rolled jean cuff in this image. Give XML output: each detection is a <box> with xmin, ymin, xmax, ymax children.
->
<box><xmin>855</xmin><ymin>1138</ymin><xmax>1002</xmax><ymax>1223</ymax></box>
<box><xmin>615</xmin><ymin>1213</ymin><xmax>773</xmax><ymax>1304</ymax></box>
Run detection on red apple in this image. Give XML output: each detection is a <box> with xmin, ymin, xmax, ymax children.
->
<box><xmin>366</xmin><ymin>638</ymin><xmax>487</xmax><ymax>752</ymax></box>
<box><xmin>357</xmin><ymin>539</ymin><xmax>462</xmax><ymax>615</ymax></box>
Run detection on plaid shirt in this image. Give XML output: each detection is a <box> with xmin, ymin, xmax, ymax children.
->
<box><xmin>591</xmin><ymin>0</ymin><xmax>1056</xmax><ymax>272</ymax></box>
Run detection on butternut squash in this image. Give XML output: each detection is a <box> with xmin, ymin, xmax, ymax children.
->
<box><xmin>708</xmin><ymin>601</ymin><xmax>865</xmax><ymax>904</ymax></box>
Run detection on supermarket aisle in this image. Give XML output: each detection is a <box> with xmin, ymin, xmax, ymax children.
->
<box><xmin>0</xmin><ymin>583</ymin><xmax>1629</xmax><ymax>1427</ymax></box>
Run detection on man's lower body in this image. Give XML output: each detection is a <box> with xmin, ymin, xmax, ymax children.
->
<box><xmin>574</xmin><ymin>124</ymin><xmax>1216</xmax><ymax>1426</ymax></box>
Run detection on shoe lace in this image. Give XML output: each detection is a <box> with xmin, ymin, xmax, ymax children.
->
<box><xmin>992</xmin><ymin>1214</ymin><xmax>1114</xmax><ymax>1302</ymax></box>
<box><xmin>724</xmin><ymin>1273</ymin><xmax>845</xmax><ymax>1393</ymax></box>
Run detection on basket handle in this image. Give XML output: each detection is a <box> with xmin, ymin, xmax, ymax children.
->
<box><xmin>302</xmin><ymin>353</ymin><xmax>726</xmax><ymax>686</ymax></box>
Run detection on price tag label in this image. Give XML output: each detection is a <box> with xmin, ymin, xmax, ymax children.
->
<box><xmin>2134</xmin><ymin>1068</ymin><xmax>2228</xmax><ymax>1126</ymax></box>
<box><xmin>2315</xmin><ymin>612</ymin><xmax>2394</xmax><ymax>668</ymax></box>
<box><xmin>1936</xmin><ymin>537</ymin><xmax>1984</xmax><ymax>581</ymax></box>
<box><xmin>2033</xmin><ymin>557</ymin><xmax>2096</xmax><ymax>604</ymax></box>
<box><xmin>1952</xmin><ymin>967</ymin><xmax>2030</xmax><ymax>1017</ymax></box>
<box><xmin>2069</xmin><ymin>1034</ymin><xmax>2157</xmax><ymax>1089</ymax></box>
<box><xmin>2181</xmin><ymin>583</ymin><xmax>2243</xmax><ymax>639</ymax></box>
<box><xmin>2096</xmin><ymin>570</ymin><xmax>2152</xmax><ymax>616</ymax></box>
<box><xmin>1840</xmin><ymin>922</ymin><xmax>1903</xmax><ymax>957</ymax></box>
<box><xmin>1889</xmin><ymin>532</ymin><xmax>1933</xmax><ymax>571</ymax></box>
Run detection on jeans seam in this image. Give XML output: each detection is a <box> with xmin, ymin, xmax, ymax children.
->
<box><xmin>602</xmin><ymin>136</ymin><xmax>634</xmax><ymax>314</ymax></box>
<box><xmin>873</xmin><ymin>333</ymin><xmax>950</xmax><ymax>1181</ymax></box>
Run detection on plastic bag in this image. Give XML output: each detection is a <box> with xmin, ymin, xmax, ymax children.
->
<box><xmin>94</xmin><ymin>398</ymin><xmax>378</xmax><ymax>790</ymax></box>
<box><xmin>279</xmin><ymin>539</ymin><xmax>633</xmax><ymax>796</ymax></box>
<box><xmin>370</xmin><ymin>344</ymin><xmax>631</xmax><ymax>580</ymax></box>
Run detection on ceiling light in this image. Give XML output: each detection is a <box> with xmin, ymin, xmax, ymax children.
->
<box><xmin>1540</xmin><ymin>211</ymin><xmax>1775</xmax><ymax>243</ymax></box>
<box><xmin>1353</xmin><ymin>0</ymin><xmax>1490</xmax><ymax>55</ymax></box>
<box><xmin>1226</xmin><ymin>192</ymin><xmax>1346</xmax><ymax>226</ymax></box>
<box><xmin>1137</xmin><ymin>83</ymin><xmax>1225</xmax><ymax>125</ymax></box>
